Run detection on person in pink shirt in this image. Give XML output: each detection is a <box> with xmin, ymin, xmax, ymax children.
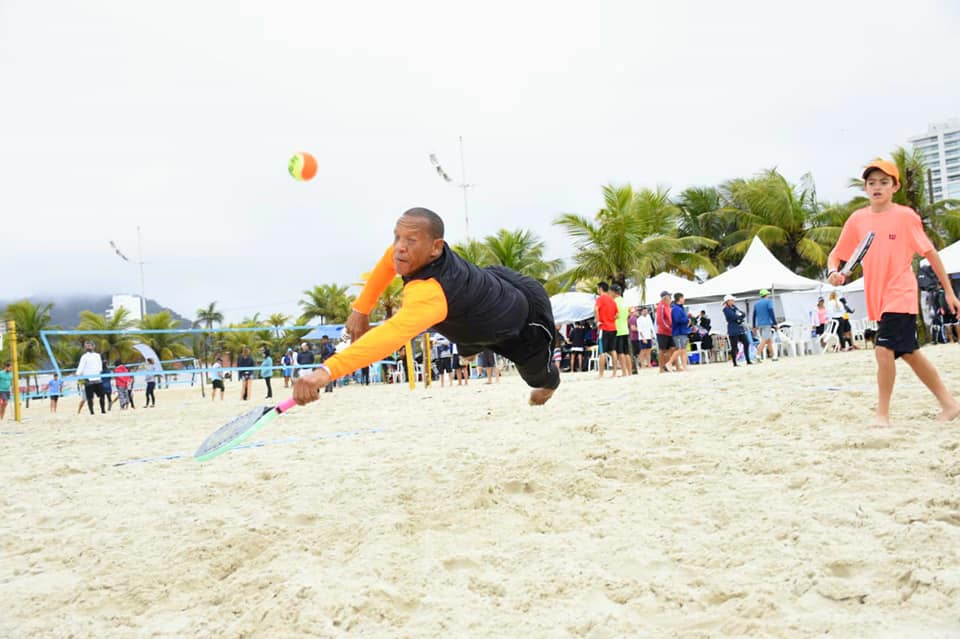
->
<box><xmin>828</xmin><ymin>159</ymin><xmax>960</xmax><ymax>426</ymax></box>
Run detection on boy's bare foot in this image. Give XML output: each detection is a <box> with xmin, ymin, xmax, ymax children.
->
<box><xmin>872</xmin><ymin>414</ymin><xmax>892</xmax><ymax>427</ymax></box>
<box><xmin>937</xmin><ymin>403</ymin><xmax>960</xmax><ymax>422</ymax></box>
<box><xmin>529</xmin><ymin>388</ymin><xmax>554</xmax><ymax>405</ymax></box>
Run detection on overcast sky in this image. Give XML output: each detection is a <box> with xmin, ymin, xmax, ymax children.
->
<box><xmin>2</xmin><ymin>0</ymin><xmax>958</xmax><ymax>323</ymax></box>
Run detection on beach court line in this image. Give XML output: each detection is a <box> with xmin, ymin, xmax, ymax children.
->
<box><xmin>113</xmin><ymin>427</ymin><xmax>385</xmax><ymax>467</ymax></box>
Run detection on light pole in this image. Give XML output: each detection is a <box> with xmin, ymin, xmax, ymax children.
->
<box><xmin>109</xmin><ymin>227</ymin><xmax>146</xmax><ymax>319</ymax></box>
<box><xmin>429</xmin><ymin>136</ymin><xmax>474</xmax><ymax>237</ymax></box>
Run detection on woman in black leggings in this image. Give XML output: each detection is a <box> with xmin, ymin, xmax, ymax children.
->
<box><xmin>144</xmin><ymin>358</ymin><xmax>157</xmax><ymax>407</ymax></box>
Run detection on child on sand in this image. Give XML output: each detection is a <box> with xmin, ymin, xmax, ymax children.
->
<box><xmin>827</xmin><ymin>159</ymin><xmax>960</xmax><ymax>426</ymax></box>
<box><xmin>46</xmin><ymin>373</ymin><xmax>62</xmax><ymax>413</ymax></box>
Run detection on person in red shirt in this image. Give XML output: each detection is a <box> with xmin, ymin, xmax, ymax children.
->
<box><xmin>113</xmin><ymin>359</ymin><xmax>134</xmax><ymax>409</ymax></box>
<box><xmin>655</xmin><ymin>290</ymin><xmax>675</xmax><ymax>373</ymax></box>
<box><xmin>594</xmin><ymin>282</ymin><xmax>619</xmax><ymax>378</ymax></box>
<box><xmin>828</xmin><ymin>159</ymin><xmax>960</xmax><ymax>426</ymax></box>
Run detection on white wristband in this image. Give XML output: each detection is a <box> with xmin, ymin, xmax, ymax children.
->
<box><xmin>317</xmin><ymin>363</ymin><xmax>331</xmax><ymax>376</ymax></box>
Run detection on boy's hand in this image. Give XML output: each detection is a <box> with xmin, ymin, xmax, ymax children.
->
<box><xmin>346</xmin><ymin>310</ymin><xmax>371</xmax><ymax>341</ymax></box>
<box><xmin>292</xmin><ymin>368</ymin><xmax>330</xmax><ymax>405</ymax></box>
<box><xmin>827</xmin><ymin>271</ymin><xmax>845</xmax><ymax>286</ymax></box>
<box><xmin>946</xmin><ymin>292</ymin><xmax>960</xmax><ymax>317</ymax></box>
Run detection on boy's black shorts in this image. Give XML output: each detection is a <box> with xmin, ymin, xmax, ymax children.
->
<box><xmin>212</xmin><ymin>379</ymin><xmax>224</xmax><ymax>391</ymax></box>
<box><xmin>875</xmin><ymin>312</ymin><xmax>918</xmax><ymax>359</ymax></box>
<box><xmin>435</xmin><ymin>356</ymin><xmax>452</xmax><ymax>373</ymax></box>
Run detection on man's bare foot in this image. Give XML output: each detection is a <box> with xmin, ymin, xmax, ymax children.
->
<box><xmin>872</xmin><ymin>414</ymin><xmax>892</xmax><ymax>427</ymax></box>
<box><xmin>937</xmin><ymin>403</ymin><xmax>960</xmax><ymax>422</ymax></box>
<box><xmin>529</xmin><ymin>388</ymin><xmax>555</xmax><ymax>405</ymax></box>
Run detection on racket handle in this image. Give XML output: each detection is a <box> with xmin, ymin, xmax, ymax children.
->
<box><xmin>276</xmin><ymin>397</ymin><xmax>298</xmax><ymax>413</ymax></box>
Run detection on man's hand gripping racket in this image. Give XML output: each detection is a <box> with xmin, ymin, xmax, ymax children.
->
<box><xmin>194</xmin><ymin>367</ymin><xmax>332</xmax><ymax>462</ymax></box>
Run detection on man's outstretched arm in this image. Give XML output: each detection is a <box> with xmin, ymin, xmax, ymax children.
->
<box><xmin>293</xmin><ymin>279</ymin><xmax>447</xmax><ymax>404</ymax></box>
<box><xmin>348</xmin><ymin>246</ymin><xmax>397</xmax><ymax>341</ymax></box>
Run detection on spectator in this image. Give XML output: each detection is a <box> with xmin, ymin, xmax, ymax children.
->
<box><xmin>237</xmin><ymin>347</ymin><xmax>254</xmax><ymax>401</ymax></box>
<box><xmin>814</xmin><ymin>298</ymin><xmax>828</xmax><ymax>337</ymax></box>
<box><xmin>101</xmin><ymin>364</ymin><xmax>115</xmax><ymax>411</ymax></box>
<box><xmin>722</xmin><ymin>295</ymin><xmax>752</xmax><ymax>366</ymax></box>
<box><xmin>568</xmin><ymin>321</ymin><xmax>587</xmax><ymax>373</ymax></box>
<box><xmin>655</xmin><ymin>291</ymin><xmax>675</xmax><ymax>373</ymax></box>
<box><xmin>0</xmin><ymin>362</ymin><xmax>12</xmax><ymax>420</ymax></box>
<box><xmin>260</xmin><ymin>347</ymin><xmax>273</xmax><ymax>399</ymax></box>
<box><xmin>46</xmin><ymin>372</ymin><xmax>62</xmax><ymax>413</ymax></box>
<box><xmin>594</xmin><ymin>282</ymin><xmax>619</xmax><ymax>378</ymax></box>
<box><xmin>478</xmin><ymin>348</ymin><xmax>500</xmax><ymax>384</ymax></box>
<box><xmin>297</xmin><ymin>342</ymin><xmax>315</xmax><ymax>377</ymax></box>
<box><xmin>114</xmin><ymin>360</ymin><xmax>133</xmax><ymax>409</ymax></box>
<box><xmin>210</xmin><ymin>357</ymin><xmax>225</xmax><ymax>401</ymax></box>
<box><xmin>318</xmin><ymin>336</ymin><xmax>336</xmax><ymax>392</ymax></box>
<box><xmin>635</xmin><ymin>307</ymin><xmax>655</xmax><ymax>369</ymax></box>
<box><xmin>669</xmin><ymin>292</ymin><xmax>690</xmax><ymax>372</ymax></box>
<box><xmin>611</xmin><ymin>284</ymin><xmax>633</xmax><ymax>375</ymax></box>
<box><xmin>75</xmin><ymin>341</ymin><xmax>106</xmax><ymax>414</ymax></box>
<box><xmin>282</xmin><ymin>348</ymin><xmax>295</xmax><ymax>387</ymax></box>
<box><xmin>144</xmin><ymin>357</ymin><xmax>158</xmax><ymax>406</ymax></box>
<box><xmin>827</xmin><ymin>290</ymin><xmax>853</xmax><ymax>351</ymax></box>
<box><xmin>752</xmin><ymin>289</ymin><xmax>779</xmax><ymax>361</ymax></box>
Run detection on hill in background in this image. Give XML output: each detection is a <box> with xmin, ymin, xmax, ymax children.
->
<box><xmin>1</xmin><ymin>295</ymin><xmax>191</xmax><ymax>329</ymax></box>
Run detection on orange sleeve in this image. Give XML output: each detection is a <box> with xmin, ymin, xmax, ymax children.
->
<box><xmin>325</xmin><ymin>278</ymin><xmax>448</xmax><ymax>380</ymax></box>
<box><xmin>353</xmin><ymin>246</ymin><xmax>397</xmax><ymax>315</ymax></box>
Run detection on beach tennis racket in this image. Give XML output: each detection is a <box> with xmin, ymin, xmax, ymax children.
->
<box><xmin>194</xmin><ymin>397</ymin><xmax>297</xmax><ymax>461</ymax></box>
<box><xmin>841</xmin><ymin>231</ymin><xmax>875</xmax><ymax>276</ymax></box>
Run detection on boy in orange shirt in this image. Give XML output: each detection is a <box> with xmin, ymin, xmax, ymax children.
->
<box><xmin>828</xmin><ymin>159</ymin><xmax>960</xmax><ymax>426</ymax></box>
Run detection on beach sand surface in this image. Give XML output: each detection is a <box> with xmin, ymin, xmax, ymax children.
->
<box><xmin>2</xmin><ymin>347</ymin><xmax>960</xmax><ymax>638</ymax></box>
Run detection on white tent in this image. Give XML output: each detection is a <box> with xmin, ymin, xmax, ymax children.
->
<box><xmin>623</xmin><ymin>272</ymin><xmax>702</xmax><ymax>307</ymax></box>
<box><xmin>550</xmin><ymin>292</ymin><xmax>596</xmax><ymax>324</ymax></box>
<box><xmin>920</xmin><ymin>239</ymin><xmax>960</xmax><ymax>275</ymax></box>
<box><xmin>689</xmin><ymin>236</ymin><xmax>823</xmax><ymax>301</ymax></box>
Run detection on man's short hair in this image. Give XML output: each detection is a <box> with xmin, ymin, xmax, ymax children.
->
<box><xmin>402</xmin><ymin>207</ymin><xmax>445</xmax><ymax>239</ymax></box>
<box><xmin>597</xmin><ymin>281</ymin><xmax>610</xmax><ymax>292</ymax></box>
<box><xmin>673</xmin><ymin>292</ymin><xmax>684</xmax><ymax>302</ymax></box>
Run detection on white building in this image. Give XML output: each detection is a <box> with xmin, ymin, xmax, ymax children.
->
<box><xmin>908</xmin><ymin>118</ymin><xmax>960</xmax><ymax>201</ymax></box>
<box><xmin>107</xmin><ymin>294</ymin><xmax>144</xmax><ymax>322</ymax></box>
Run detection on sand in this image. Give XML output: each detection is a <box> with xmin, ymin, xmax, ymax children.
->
<box><xmin>2</xmin><ymin>347</ymin><xmax>960</xmax><ymax>638</ymax></box>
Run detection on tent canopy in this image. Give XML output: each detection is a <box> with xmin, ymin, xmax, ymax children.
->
<box><xmin>689</xmin><ymin>236</ymin><xmax>822</xmax><ymax>301</ymax></box>
<box><xmin>550</xmin><ymin>292</ymin><xmax>596</xmax><ymax>324</ymax></box>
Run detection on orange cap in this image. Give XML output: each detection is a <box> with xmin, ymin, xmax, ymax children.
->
<box><xmin>862</xmin><ymin>159</ymin><xmax>899</xmax><ymax>185</ymax></box>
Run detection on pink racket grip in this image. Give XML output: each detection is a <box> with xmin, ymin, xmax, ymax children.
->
<box><xmin>276</xmin><ymin>398</ymin><xmax>298</xmax><ymax>414</ymax></box>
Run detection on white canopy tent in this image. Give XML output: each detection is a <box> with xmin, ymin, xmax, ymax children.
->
<box><xmin>623</xmin><ymin>272</ymin><xmax>702</xmax><ymax>307</ymax></box>
<box><xmin>689</xmin><ymin>236</ymin><xmax>823</xmax><ymax>301</ymax></box>
<box><xmin>549</xmin><ymin>292</ymin><xmax>596</xmax><ymax>324</ymax></box>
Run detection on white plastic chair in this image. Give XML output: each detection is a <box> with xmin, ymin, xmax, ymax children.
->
<box><xmin>850</xmin><ymin>319</ymin><xmax>866</xmax><ymax>350</ymax></box>
<box><xmin>820</xmin><ymin>320</ymin><xmax>840</xmax><ymax>353</ymax></box>
<box><xmin>688</xmin><ymin>341</ymin><xmax>709</xmax><ymax>365</ymax></box>
<box><xmin>391</xmin><ymin>360</ymin><xmax>406</xmax><ymax>384</ymax></box>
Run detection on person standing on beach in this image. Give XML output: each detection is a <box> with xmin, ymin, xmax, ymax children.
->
<box><xmin>669</xmin><ymin>292</ymin><xmax>690</xmax><ymax>372</ymax></box>
<box><xmin>210</xmin><ymin>357</ymin><xmax>225</xmax><ymax>400</ymax></box>
<box><xmin>827</xmin><ymin>159</ymin><xmax>960</xmax><ymax>427</ymax></box>
<box><xmin>752</xmin><ymin>289</ymin><xmax>778</xmax><ymax>361</ymax></box>
<box><xmin>75</xmin><ymin>341</ymin><xmax>106</xmax><ymax>414</ymax></box>
<box><xmin>655</xmin><ymin>291</ymin><xmax>675</xmax><ymax>373</ymax></box>
<box><xmin>0</xmin><ymin>362</ymin><xmax>13</xmax><ymax>420</ymax></box>
<box><xmin>46</xmin><ymin>373</ymin><xmax>62</xmax><ymax>413</ymax></box>
<box><xmin>594</xmin><ymin>282</ymin><xmax>619</xmax><ymax>378</ymax></box>
<box><xmin>260</xmin><ymin>347</ymin><xmax>274</xmax><ymax>399</ymax></box>
<box><xmin>611</xmin><ymin>284</ymin><xmax>632</xmax><ymax>376</ymax></box>
<box><xmin>237</xmin><ymin>347</ymin><xmax>254</xmax><ymax>401</ymax></box>
<box><xmin>282</xmin><ymin>348</ymin><xmax>294</xmax><ymax>387</ymax></box>
<box><xmin>293</xmin><ymin>207</ymin><xmax>560</xmax><ymax>406</ymax></box>
<box><xmin>722</xmin><ymin>295</ymin><xmax>752</xmax><ymax>366</ymax></box>
<box><xmin>114</xmin><ymin>360</ymin><xmax>133</xmax><ymax>409</ymax></box>
<box><xmin>143</xmin><ymin>358</ymin><xmax>158</xmax><ymax>407</ymax></box>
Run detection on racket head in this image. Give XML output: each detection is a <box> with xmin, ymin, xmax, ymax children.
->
<box><xmin>841</xmin><ymin>231</ymin><xmax>875</xmax><ymax>276</ymax></box>
<box><xmin>194</xmin><ymin>406</ymin><xmax>279</xmax><ymax>461</ymax></box>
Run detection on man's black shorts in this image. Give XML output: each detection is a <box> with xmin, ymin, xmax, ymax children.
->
<box><xmin>875</xmin><ymin>312</ymin><xmax>918</xmax><ymax>359</ymax></box>
<box><xmin>657</xmin><ymin>334</ymin><xmax>674</xmax><ymax>351</ymax></box>
<box><xmin>615</xmin><ymin>334</ymin><xmax>630</xmax><ymax>354</ymax></box>
<box><xmin>212</xmin><ymin>379</ymin><xmax>225</xmax><ymax>391</ymax></box>
<box><xmin>600</xmin><ymin>330</ymin><xmax>617</xmax><ymax>354</ymax></box>
<box><xmin>436</xmin><ymin>356</ymin><xmax>452</xmax><ymax>373</ymax></box>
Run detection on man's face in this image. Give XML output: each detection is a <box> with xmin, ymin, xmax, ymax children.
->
<box><xmin>864</xmin><ymin>170</ymin><xmax>899</xmax><ymax>206</ymax></box>
<box><xmin>393</xmin><ymin>217</ymin><xmax>443</xmax><ymax>277</ymax></box>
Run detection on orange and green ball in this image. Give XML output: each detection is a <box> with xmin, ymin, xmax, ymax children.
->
<box><xmin>288</xmin><ymin>152</ymin><xmax>318</xmax><ymax>181</ymax></box>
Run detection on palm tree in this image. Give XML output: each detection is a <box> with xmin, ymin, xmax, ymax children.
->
<box><xmin>77</xmin><ymin>308</ymin><xmax>137</xmax><ymax>363</ymax></box>
<box><xmin>482</xmin><ymin>228</ymin><xmax>564</xmax><ymax>283</ymax></box>
<box><xmin>2</xmin><ymin>300</ymin><xmax>57</xmax><ymax>371</ymax></box>
<box><xmin>451</xmin><ymin>238</ymin><xmax>492</xmax><ymax>267</ymax></box>
<box><xmin>194</xmin><ymin>301</ymin><xmax>225</xmax><ymax>365</ymax></box>
<box><xmin>718</xmin><ymin>169</ymin><xmax>839</xmax><ymax>277</ymax></box>
<box><xmin>138</xmin><ymin>311</ymin><xmax>192</xmax><ymax>362</ymax></box>
<box><xmin>676</xmin><ymin>186</ymin><xmax>740</xmax><ymax>271</ymax></box>
<box><xmin>299</xmin><ymin>284</ymin><xmax>354</xmax><ymax>324</ymax></box>
<box><xmin>555</xmin><ymin>184</ymin><xmax>717</xmax><ymax>291</ymax></box>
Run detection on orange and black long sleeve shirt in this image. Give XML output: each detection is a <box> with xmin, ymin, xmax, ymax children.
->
<box><xmin>323</xmin><ymin>243</ymin><xmax>528</xmax><ymax>380</ymax></box>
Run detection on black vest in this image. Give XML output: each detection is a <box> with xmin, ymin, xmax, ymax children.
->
<box><xmin>403</xmin><ymin>243</ymin><xmax>528</xmax><ymax>347</ymax></box>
